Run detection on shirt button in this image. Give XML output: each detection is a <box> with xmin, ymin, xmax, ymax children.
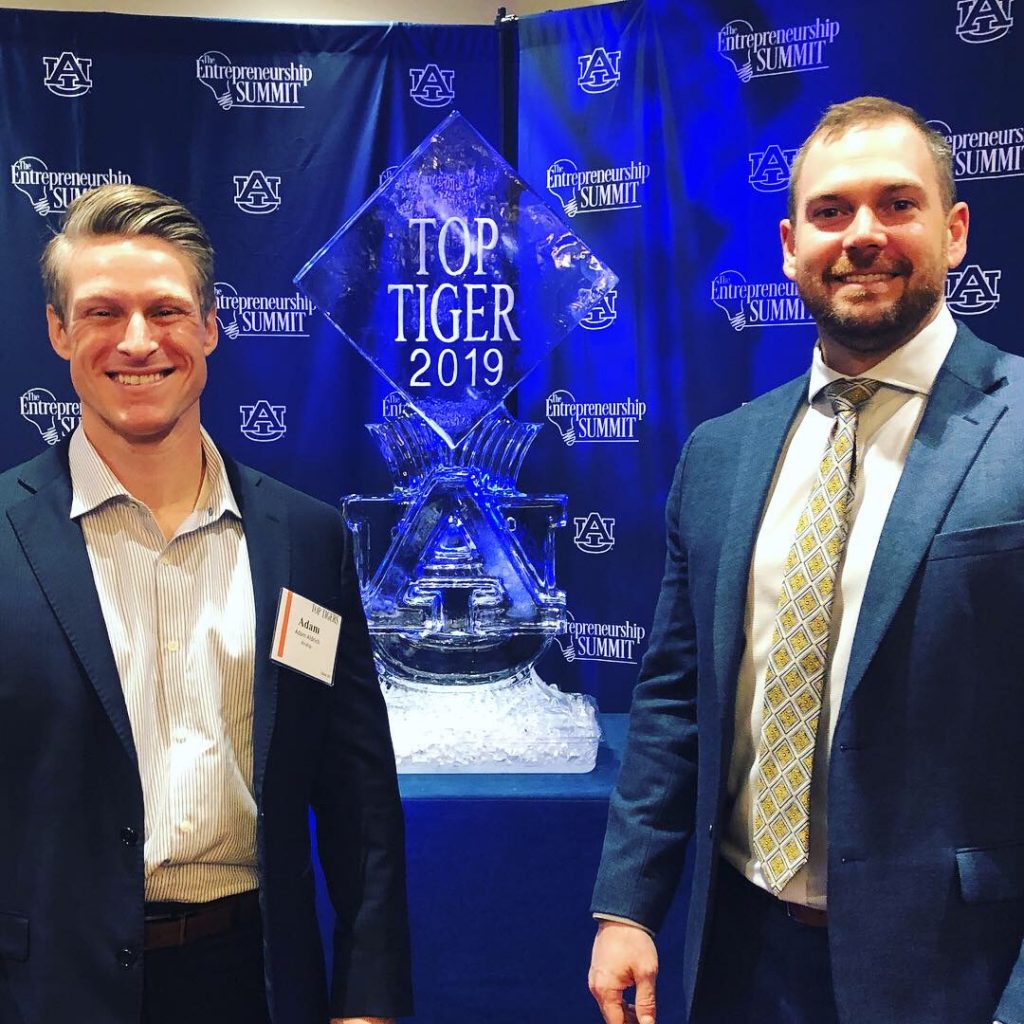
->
<box><xmin>174</xmin><ymin>730</ymin><xmax>187</xmax><ymax>744</ymax></box>
<box><xmin>178</xmin><ymin>819</ymin><xmax>195</xmax><ymax>834</ymax></box>
<box><xmin>166</xmin><ymin>640</ymin><xmax>179</xmax><ymax>652</ymax></box>
<box><xmin>120</xmin><ymin>826</ymin><xmax>139</xmax><ymax>846</ymax></box>
<box><xmin>117</xmin><ymin>947</ymin><xmax>137</xmax><ymax>968</ymax></box>
<box><xmin>161</xmin><ymin>557</ymin><xmax>172</xmax><ymax>567</ymax></box>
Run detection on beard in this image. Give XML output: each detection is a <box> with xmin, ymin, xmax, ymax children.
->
<box><xmin>795</xmin><ymin>255</ymin><xmax>944</xmax><ymax>355</ymax></box>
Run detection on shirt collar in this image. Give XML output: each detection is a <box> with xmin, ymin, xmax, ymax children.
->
<box><xmin>807</xmin><ymin>303</ymin><xmax>957</xmax><ymax>405</ymax></box>
<box><xmin>69</xmin><ymin>426</ymin><xmax>242</xmax><ymax>523</ymax></box>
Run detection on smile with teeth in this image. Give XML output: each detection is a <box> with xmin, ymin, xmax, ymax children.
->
<box><xmin>835</xmin><ymin>272</ymin><xmax>899</xmax><ymax>284</ymax></box>
<box><xmin>108</xmin><ymin>369</ymin><xmax>173</xmax><ymax>386</ymax></box>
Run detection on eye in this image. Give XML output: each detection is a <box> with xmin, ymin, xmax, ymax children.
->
<box><xmin>891</xmin><ymin>198</ymin><xmax>916</xmax><ymax>212</ymax></box>
<box><xmin>811</xmin><ymin>206</ymin><xmax>843</xmax><ymax>222</ymax></box>
<box><xmin>154</xmin><ymin>307</ymin><xmax>186</xmax><ymax>318</ymax></box>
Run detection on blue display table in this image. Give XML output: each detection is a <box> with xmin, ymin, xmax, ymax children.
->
<box><xmin>313</xmin><ymin>714</ymin><xmax>691</xmax><ymax>1024</ymax></box>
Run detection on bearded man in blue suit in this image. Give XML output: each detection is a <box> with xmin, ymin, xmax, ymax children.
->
<box><xmin>0</xmin><ymin>184</ymin><xmax>411</xmax><ymax>1024</ymax></box>
<box><xmin>589</xmin><ymin>96</ymin><xmax>1024</xmax><ymax>1024</ymax></box>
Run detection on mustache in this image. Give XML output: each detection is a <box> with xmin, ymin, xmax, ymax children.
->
<box><xmin>824</xmin><ymin>256</ymin><xmax>912</xmax><ymax>281</ymax></box>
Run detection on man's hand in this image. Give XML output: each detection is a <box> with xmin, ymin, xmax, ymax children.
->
<box><xmin>588</xmin><ymin>920</ymin><xmax>658</xmax><ymax>1024</ymax></box>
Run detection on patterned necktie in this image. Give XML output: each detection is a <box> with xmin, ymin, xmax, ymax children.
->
<box><xmin>752</xmin><ymin>377</ymin><xmax>881</xmax><ymax>893</ymax></box>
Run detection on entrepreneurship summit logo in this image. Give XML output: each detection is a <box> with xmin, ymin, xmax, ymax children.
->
<box><xmin>19</xmin><ymin>388</ymin><xmax>80</xmax><ymax>446</ymax></box>
<box><xmin>10</xmin><ymin>157</ymin><xmax>131</xmax><ymax>217</ymax></box>
<box><xmin>717</xmin><ymin>17</ymin><xmax>840</xmax><ymax>82</ymax></box>
<box><xmin>556</xmin><ymin>611</ymin><xmax>646</xmax><ymax>665</ymax></box>
<box><xmin>577</xmin><ymin>47</ymin><xmax>622</xmax><ymax>94</ymax></box>
<box><xmin>546</xmin><ymin>159</ymin><xmax>651</xmax><ymax>217</ymax></box>
<box><xmin>545</xmin><ymin>390</ymin><xmax>646</xmax><ymax>446</ymax></box>
<box><xmin>215</xmin><ymin>282</ymin><xmax>314</xmax><ymax>339</ymax></box>
<box><xmin>711</xmin><ymin>270</ymin><xmax>814</xmax><ymax>330</ymax></box>
<box><xmin>928</xmin><ymin>118</ymin><xmax>1024</xmax><ymax>181</ymax></box>
<box><xmin>196</xmin><ymin>51</ymin><xmax>312</xmax><ymax>110</ymax></box>
<box><xmin>42</xmin><ymin>51</ymin><xmax>92</xmax><ymax>97</ymax></box>
<box><xmin>956</xmin><ymin>0</ymin><xmax>1014</xmax><ymax>42</ymax></box>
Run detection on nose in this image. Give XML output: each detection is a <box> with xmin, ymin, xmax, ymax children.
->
<box><xmin>843</xmin><ymin>205</ymin><xmax>886</xmax><ymax>251</ymax></box>
<box><xmin>117</xmin><ymin>312</ymin><xmax>158</xmax><ymax>358</ymax></box>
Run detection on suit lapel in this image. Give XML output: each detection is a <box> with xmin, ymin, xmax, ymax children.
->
<box><xmin>227</xmin><ymin>459</ymin><xmax>290</xmax><ymax>806</ymax></box>
<box><xmin>7</xmin><ymin>448</ymin><xmax>137</xmax><ymax>763</ymax></box>
<box><xmin>839</xmin><ymin>325</ymin><xmax>1008</xmax><ymax>717</ymax></box>
<box><xmin>713</xmin><ymin>377</ymin><xmax>808</xmax><ymax>718</ymax></box>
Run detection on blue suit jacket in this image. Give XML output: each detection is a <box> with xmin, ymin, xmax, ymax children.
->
<box><xmin>0</xmin><ymin>440</ymin><xmax>412</xmax><ymax>1024</ymax></box>
<box><xmin>593</xmin><ymin>323</ymin><xmax>1024</xmax><ymax>1023</ymax></box>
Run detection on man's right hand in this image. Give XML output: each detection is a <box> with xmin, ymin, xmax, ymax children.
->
<box><xmin>588</xmin><ymin>919</ymin><xmax>659</xmax><ymax>1024</ymax></box>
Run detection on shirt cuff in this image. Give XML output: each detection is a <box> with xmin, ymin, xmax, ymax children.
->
<box><xmin>593</xmin><ymin>913</ymin><xmax>655</xmax><ymax>937</ymax></box>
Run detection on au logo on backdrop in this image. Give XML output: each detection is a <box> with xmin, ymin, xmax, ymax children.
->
<box><xmin>717</xmin><ymin>17</ymin><xmax>840</xmax><ymax>82</ymax></box>
<box><xmin>215</xmin><ymin>282</ymin><xmax>313</xmax><ymax>338</ymax></box>
<box><xmin>196</xmin><ymin>51</ymin><xmax>312</xmax><ymax>110</ymax></box>
<box><xmin>233</xmin><ymin>171</ymin><xmax>281</xmax><ymax>214</ymax></box>
<box><xmin>19</xmin><ymin>388</ymin><xmax>80</xmax><ymax>446</ymax></box>
<box><xmin>928</xmin><ymin>119</ymin><xmax>1024</xmax><ymax>180</ymax></box>
<box><xmin>711</xmin><ymin>270</ymin><xmax>813</xmax><ymax>330</ymax></box>
<box><xmin>240</xmin><ymin>401</ymin><xmax>287</xmax><ymax>442</ymax></box>
<box><xmin>956</xmin><ymin>0</ymin><xmax>1014</xmax><ymax>43</ymax></box>
<box><xmin>10</xmin><ymin>157</ymin><xmax>131</xmax><ymax>217</ymax></box>
<box><xmin>580</xmin><ymin>290</ymin><xmax>618</xmax><ymax>330</ymax></box>
<box><xmin>577</xmin><ymin>47</ymin><xmax>622</xmax><ymax>94</ymax></box>
<box><xmin>573</xmin><ymin>513</ymin><xmax>616</xmax><ymax>554</ymax></box>
<box><xmin>546</xmin><ymin>159</ymin><xmax>651</xmax><ymax>217</ymax></box>
<box><xmin>946</xmin><ymin>264</ymin><xmax>1002</xmax><ymax>315</ymax></box>
<box><xmin>409</xmin><ymin>64</ymin><xmax>455</xmax><ymax>108</ymax></box>
<box><xmin>545</xmin><ymin>391</ymin><xmax>646</xmax><ymax>445</ymax></box>
<box><xmin>749</xmin><ymin>145</ymin><xmax>797</xmax><ymax>193</ymax></box>
<box><xmin>42</xmin><ymin>52</ymin><xmax>92</xmax><ymax>97</ymax></box>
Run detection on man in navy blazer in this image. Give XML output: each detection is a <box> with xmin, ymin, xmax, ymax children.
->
<box><xmin>589</xmin><ymin>97</ymin><xmax>1024</xmax><ymax>1024</ymax></box>
<box><xmin>0</xmin><ymin>185</ymin><xmax>412</xmax><ymax>1023</ymax></box>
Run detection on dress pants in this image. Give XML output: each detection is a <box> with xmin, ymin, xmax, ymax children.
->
<box><xmin>141</xmin><ymin>914</ymin><xmax>271</xmax><ymax>1024</ymax></box>
<box><xmin>690</xmin><ymin>861</ymin><xmax>840</xmax><ymax>1024</ymax></box>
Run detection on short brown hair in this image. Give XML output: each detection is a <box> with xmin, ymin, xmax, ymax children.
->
<box><xmin>41</xmin><ymin>183</ymin><xmax>216</xmax><ymax>321</ymax></box>
<box><xmin>787</xmin><ymin>96</ymin><xmax>956</xmax><ymax>221</ymax></box>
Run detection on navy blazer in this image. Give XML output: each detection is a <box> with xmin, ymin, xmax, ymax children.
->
<box><xmin>0</xmin><ymin>440</ymin><xmax>412</xmax><ymax>1024</ymax></box>
<box><xmin>593</xmin><ymin>323</ymin><xmax>1024</xmax><ymax>1024</ymax></box>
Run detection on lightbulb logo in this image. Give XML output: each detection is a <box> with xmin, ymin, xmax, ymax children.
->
<box><xmin>42</xmin><ymin>51</ymin><xmax>93</xmax><ymax>97</ymax></box>
<box><xmin>717</xmin><ymin>16</ymin><xmax>839</xmax><ymax>82</ymax></box>
<box><xmin>573</xmin><ymin>512</ymin><xmax>616</xmax><ymax>555</ymax></box>
<box><xmin>11</xmin><ymin>156</ymin><xmax>52</xmax><ymax>215</ymax></box>
<box><xmin>10</xmin><ymin>156</ymin><xmax>131</xmax><ymax>218</ymax></box>
<box><xmin>214</xmin><ymin>279</ymin><xmax>313</xmax><ymax>338</ymax></box>
<box><xmin>711</xmin><ymin>269</ymin><xmax>813</xmax><ymax>331</ymax></box>
<box><xmin>580</xmin><ymin>289</ymin><xmax>618</xmax><ymax>330</ymax></box>
<box><xmin>409</xmin><ymin>64</ymin><xmax>455</xmax><ymax>109</ymax></box>
<box><xmin>946</xmin><ymin>264</ymin><xmax>1002</xmax><ymax>315</ymax></box>
<box><xmin>748</xmin><ymin>144</ymin><xmax>797</xmax><ymax>193</ymax></box>
<box><xmin>547</xmin><ymin>157</ymin><xmax>650</xmax><ymax>217</ymax></box>
<box><xmin>379</xmin><ymin>165</ymin><xmax>400</xmax><ymax>187</ymax></box>
<box><xmin>545</xmin><ymin>390</ymin><xmax>646</xmax><ymax>447</ymax></box>
<box><xmin>577</xmin><ymin>47</ymin><xmax>622</xmax><ymax>94</ymax></box>
<box><xmin>233</xmin><ymin>171</ymin><xmax>282</xmax><ymax>215</ymax></box>
<box><xmin>240</xmin><ymin>400</ymin><xmax>287</xmax><ymax>442</ymax></box>
<box><xmin>957</xmin><ymin>0</ymin><xmax>1014</xmax><ymax>43</ymax></box>
<box><xmin>558</xmin><ymin>613</ymin><xmax>646</xmax><ymax>665</ymax></box>
<box><xmin>196</xmin><ymin>50</ymin><xmax>312</xmax><ymax>110</ymax></box>
<box><xmin>555</xmin><ymin>611</ymin><xmax>578</xmax><ymax>662</ymax></box>
<box><xmin>927</xmin><ymin>117</ymin><xmax>1024</xmax><ymax>181</ymax></box>
<box><xmin>19</xmin><ymin>388</ymin><xmax>80</xmax><ymax>446</ymax></box>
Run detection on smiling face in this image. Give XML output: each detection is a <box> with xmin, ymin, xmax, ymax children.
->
<box><xmin>780</xmin><ymin>118</ymin><xmax>969</xmax><ymax>370</ymax></box>
<box><xmin>47</xmin><ymin>234</ymin><xmax>218</xmax><ymax>454</ymax></box>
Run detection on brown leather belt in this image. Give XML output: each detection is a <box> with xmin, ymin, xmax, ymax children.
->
<box><xmin>783</xmin><ymin>900</ymin><xmax>828</xmax><ymax>928</ymax></box>
<box><xmin>143</xmin><ymin>890</ymin><xmax>260</xmax><ymax>951</ymax></box>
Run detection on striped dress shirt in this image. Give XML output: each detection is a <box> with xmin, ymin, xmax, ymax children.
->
<box><xmin>69</xmin><ymin>426</ymin><xmax>258</xmax><ymax>903</ymax></box>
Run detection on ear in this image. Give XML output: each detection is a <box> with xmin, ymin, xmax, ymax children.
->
<box><xmin>780</xmin><ymin>218</ymin><xmax>797</xmax><ymax>281</ymax></box>
<box><xmin>46</xmin><ymin>306</ymin><xmax>72</xmax><ymax>362</ymax></box>
<box><xmin>203</xmin><ymin>307</ymin><xmax>218</xmax><ymax>356</ymax></box>
<box><xmin>946</xmin><ymin>201</ymin><xmax>969</xmax><ymax>270</ymax></box>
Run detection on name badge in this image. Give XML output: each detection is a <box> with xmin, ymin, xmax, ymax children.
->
<box><xmin>271</xmin><ymin>588</ymin><xmax>342</xmax><ymax>686</ymax></box>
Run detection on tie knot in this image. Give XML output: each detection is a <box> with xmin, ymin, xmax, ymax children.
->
<box><xmin>824</xmin><ymin>377</ymin><xmax>881</xmax><ymax>416</ymax></box>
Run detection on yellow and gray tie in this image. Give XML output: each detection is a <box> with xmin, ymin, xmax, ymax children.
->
<box><xmin>752</xmin><ymin>377</ymin><xmax>881</xmax><ymax>893</ymax></box>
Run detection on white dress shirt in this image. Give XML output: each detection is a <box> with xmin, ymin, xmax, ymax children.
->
<box><xmin>69</xmin><ymin>426</ymin><xmax>258</xmax><ymax>903</ymax></box>
<box><xmin>719</xmin><ymin>305</ymin><xmax>957</xmax><ymax>908</ymax></box>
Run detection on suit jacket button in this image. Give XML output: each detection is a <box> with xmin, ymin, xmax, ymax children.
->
<box><xmin>120</xmin><ymin>826</ymin><xmax>139</xmax><ymax>846</ymax></box>
<box><xmin>708</xmin><ymin>824</ymin><xmax>714</xmax><ymax>837</ymax></box>
<box><xmin>117</xmin><ymin>947</ymin><xmax>137</xmax><ymax>968</ymax></box>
